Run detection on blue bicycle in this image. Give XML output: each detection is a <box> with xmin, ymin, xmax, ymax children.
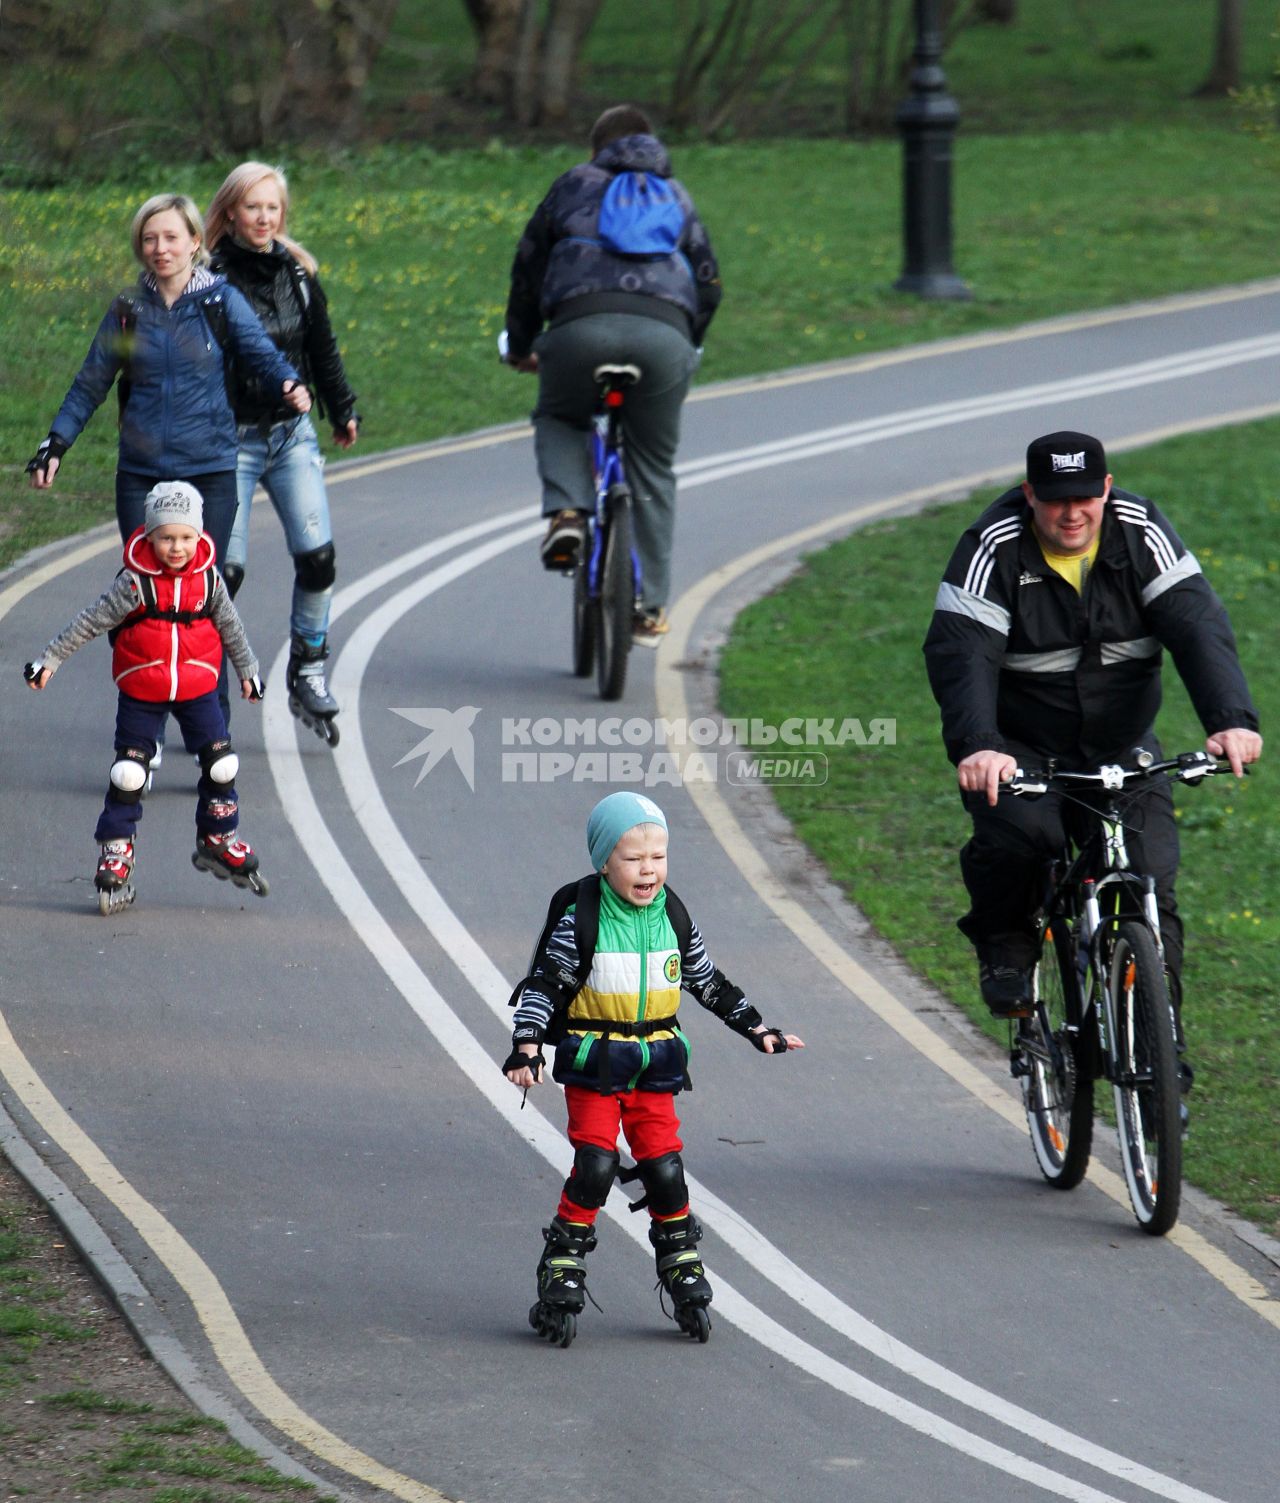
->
<box><xmin>572</xmin><ymin>362</ymin><xmax>643</xmax><ymax>701</ymax></box>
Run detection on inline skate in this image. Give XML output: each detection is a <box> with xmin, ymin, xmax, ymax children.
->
<box><xmin>95</xmin><ymin>839</ymin><xmax>137</xmax><ymax>916</ymax></box>
<box><xmin>650</xmin><ymin>1214</ymin><xmax>712</xmax><ymax>1342</ymax></box>
<box><xmin>287</xmin><ymin>635</ymin><xmax>340</xmax><ymax>747</ymax></box>
<box><xmin>192</xmin><ymin>832</ymin><xmax>269</xmax><ymax>896</ymax></box>
<box><xmin>528</xmin><ymin>1216</ymin><xmax>596</xmax><ymax>1348</ymax></box>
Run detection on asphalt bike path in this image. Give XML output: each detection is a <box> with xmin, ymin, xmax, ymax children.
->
<box><xmin>3</xmin><ymin>283</ymin><xmax>1279</xmax><ymax>1503</ymax></box>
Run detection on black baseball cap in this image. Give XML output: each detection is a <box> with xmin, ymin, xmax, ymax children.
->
<box><xmin>1025</xmin><ymin>431</ymin><xmax>1109</xmax><ymax>500</ymax></box>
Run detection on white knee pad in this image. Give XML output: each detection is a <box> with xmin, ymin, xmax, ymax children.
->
<box><xmin>109</xmin><ymin>758</ymin><xmax>148</xmax><ymax>794</ymax></box>
<box><xmin>207</xmin><ymin>752</ymin><xmax>239</xmax><ymax>785</ymax></box>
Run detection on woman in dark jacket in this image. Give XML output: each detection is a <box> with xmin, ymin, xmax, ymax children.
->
<box><xmin>205</xmin><ymin>162</ymin><xmax>359</xmax><ymax>746</ymax></box>
<box><xmin>28</xmin><ymin>192</ymin><xmax>309</xmax><ymax>725</ymax></box>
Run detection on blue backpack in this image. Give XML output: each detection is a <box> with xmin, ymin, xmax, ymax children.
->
<box><xmin>597</xmin><ymin>171</ymin><xmax>685</xmax><ymax>258</ymax></box>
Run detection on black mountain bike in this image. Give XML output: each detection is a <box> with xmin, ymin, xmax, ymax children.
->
<box><xmin>1005</xmin><ymin>750</ymin><xmax>1230</xmax><ymax>1236</ymax></box>
<box><xmin>571</xmin><ymin>363</ymin><xmax>643</xmax><ymax>702</ymax></box>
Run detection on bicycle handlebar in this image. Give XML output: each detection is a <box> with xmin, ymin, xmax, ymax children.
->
<box><xmin>1005</xmin><ymin>749</ymin><xmax>1231</xmax><ymax>797</ymax></box>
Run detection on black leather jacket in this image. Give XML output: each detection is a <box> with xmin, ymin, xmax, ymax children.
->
<box><xmin>209</xmin><ymin>238</ymin><xmax>357</xmax><ymax>431</ymax></box>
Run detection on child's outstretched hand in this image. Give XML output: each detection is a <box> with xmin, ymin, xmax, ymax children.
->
<box><xmin>24</xmin><ymin>661</ymin><xmax>53</xmax><ymax>690</ymax></box>
<box><xmin>750</xmin><ymin>1026</ymin><xmax>805</xmax><ymax>1053</ymax></box>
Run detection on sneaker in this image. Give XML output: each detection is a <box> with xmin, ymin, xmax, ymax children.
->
<box><xmin>540</xmin><ymin>511</ymin><xmax>587</xmax><ymax>572</ymax></box>
<box><xmin>632</xmin><ymin>608</ymin><xmax>670</xmax><ymax>648</ymax></box>
<box><xmin>977</xmin><ymin>948</ymin><xmax>1034</xmax><ymax>1018</ymax></box>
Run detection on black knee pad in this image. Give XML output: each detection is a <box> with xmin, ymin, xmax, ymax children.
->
<box><xmin>293</xmin><ymin>542</ymin><xmax>336</xmax><ymax>594</ymax></box>
<box><xmin>222</xmin><ymin>562</ymin><xmax>245</xmax><ymax>599</ymax></box>
<box><xmin>197</xmin><ymin>737</ymin><xmax>238</xmax><ymax>785</ymax></box>
<box><xmin>636</xmin><ymin>1151</ymin><xmax>689</xmax><ymax>1218</ymax></box>
<box><xmin>564</xmin><ymin>1145</ymin><xmax>619</xmax><ymax>1210</ymax></box>
<box><xmin>108</xmin><ymin>746</ymin><xmax>150</xmax><ymax>804</ymax></box>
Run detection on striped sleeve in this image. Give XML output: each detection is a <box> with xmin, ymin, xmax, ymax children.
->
<box><xmin>511</xmin><ymin>913</ymin><xmax>580</xmax><ymax>1036</ymax></box>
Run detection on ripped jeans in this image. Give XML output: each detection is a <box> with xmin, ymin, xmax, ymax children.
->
<box><xmin>228</xmin><ymin>416</ymin><xmax>333</xmax><ymax>641</ymax></box>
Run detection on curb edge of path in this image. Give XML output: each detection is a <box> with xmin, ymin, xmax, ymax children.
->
<box><xmin>0</xmin><ymin>1098</ymin><xmax>365</xmax><ymax>1502</ymax></box>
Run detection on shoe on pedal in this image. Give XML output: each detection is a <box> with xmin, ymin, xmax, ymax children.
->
<box><xmin>632</xmin><ymin>608</ymin><xmax>670</xmax><ymax>648</ymax></box>
<box><xmin>540</xmin><ymin>510</ymin><xmax>587</xmax><ymax>572</ymax></box>
<box><xmin>977</xmin><ymin>944</ymin><xmax>1034</xmax><ymax>1018</ymax></box>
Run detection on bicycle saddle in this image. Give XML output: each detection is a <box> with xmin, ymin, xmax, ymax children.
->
<box><xmin>593</xmin><ymin>363</ymin><xmax>642</xmax><ymax>387</ymax></box>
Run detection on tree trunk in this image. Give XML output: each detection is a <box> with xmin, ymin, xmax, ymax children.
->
<box><xmin>538</xmin><ymin>0</ymin><xmax>604</xmax><ymax>124</ymax></box>
<box><xmin>469</xmin><ymin>0</ymin><xmax>530</xmax><ymax>104</ymax></box>
<box><xmin>276</xmin><ymin>0</ymin><xmax>401</xmax><ymax>142</ymax></box>
<box><xmin>1195</xmin><ymin>0</ymin><xmax>1245</xmax><ymax>97</ymax></box>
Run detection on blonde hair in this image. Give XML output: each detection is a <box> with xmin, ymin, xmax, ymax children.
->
<box><xmin>130</xmin><ymin>194</ymin><xmax>208</xmax><ymax>267</ymax></box>
<box><xmin>205</xmin><ymin>162</ymin><xmax>318</xmax><ymax>276</ymax></box>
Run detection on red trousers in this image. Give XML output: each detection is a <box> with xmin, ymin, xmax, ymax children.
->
<box><xmin>558</xmin><ymin>1085</ymin><xmax>685</xmax><ymax>1225</ymax></box>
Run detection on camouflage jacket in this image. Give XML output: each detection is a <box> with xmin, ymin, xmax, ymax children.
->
<box><xmin>504</xmin><ymin>134</ymin><xmax>722</xmax><ymax>359</ymax></box>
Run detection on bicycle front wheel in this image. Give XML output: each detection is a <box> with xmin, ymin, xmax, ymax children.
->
<box><xmin>1109</xmin><ymin>922</ymin><xmax>1181</xmax><ymax>1235</ymax></box>
<box><xmin>571</xmin><ymin>536</ymin><xmax>595</xmax><ymax>678</ymax></box>
<box><xmin>1021</xmin><ymin>921</ymin><xmax>1093</xmax><ymax>1188</ymax></box>
<box><xmin>596</xmin><ymin>487</ymin><xmax>633</xmax><ymax>702</ymax></box>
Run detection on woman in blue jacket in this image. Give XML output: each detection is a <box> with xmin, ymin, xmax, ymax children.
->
<box><xmin>28</xmin><ymin>192</ymin><xmax>310</xmax><ymax>576</ymax></box>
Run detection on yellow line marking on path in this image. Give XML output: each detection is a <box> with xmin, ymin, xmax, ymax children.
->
<box><xmin>654</xmin><ymin>418</ymin><xmax>1280</xmax><ymax>1335</ymax></box>
<box><xmin>0</xmin><ymin>1012</ymin><xmax>453</xmax><ymax>1502</ymax></box>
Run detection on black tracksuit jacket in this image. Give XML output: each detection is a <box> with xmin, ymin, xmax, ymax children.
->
<box><xmin>923</xmin><ymin>487</ymin><xmax>1258</xmax><ymax>767</ymax></box>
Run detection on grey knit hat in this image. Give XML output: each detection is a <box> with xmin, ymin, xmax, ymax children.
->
<box><xmin>143</xmin><ymin>480</ymin><xmax>204</xmax><ymax>534</ymax></box>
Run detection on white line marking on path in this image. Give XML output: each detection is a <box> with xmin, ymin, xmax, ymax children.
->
<box><xmin>258</xmin><ymin>503</ymin><xmax>1243</xmax><ymax>1502</ymax></box>
<box><xmin>265</xmin><ymin>592</ymin><xmax>1173</xmax><ymax>1503</ymax></box>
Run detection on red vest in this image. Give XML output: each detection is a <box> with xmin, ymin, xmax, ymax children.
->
<box><xmin>111</xmin><ymin>529</ymin><xmax>223</xmax><ymax>702</ymax></box>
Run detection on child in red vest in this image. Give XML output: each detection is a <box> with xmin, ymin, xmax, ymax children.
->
<box><xmin>26</xmin><ymin>481</ymin><xmax>268</xmax><ymax>912</ymax></box>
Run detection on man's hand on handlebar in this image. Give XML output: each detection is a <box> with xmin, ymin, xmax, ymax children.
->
<box><xmin>957</xmin><ymin>749</ymin><xmax>1018</xmax><ymax>807</ymax></box>
<box><xmin>1205</xmin><ymin>728</ymin><xmax>1262</xmax><ymax>779</ymax></box>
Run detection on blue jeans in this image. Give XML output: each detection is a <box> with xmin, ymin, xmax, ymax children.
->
<box><xmin>95</xmin><ymin>690</ymin><xmax>239</xmax><ymax>843</ymax></box>
<box><xmin>117</xmin><ymin>469</ymin><xmax>236</xmax><ymax>723</ymax></box>
<box><xmin>229</xmin><ymin>416</ymin><xmax>333</xmax><ymax>641</ymax></box>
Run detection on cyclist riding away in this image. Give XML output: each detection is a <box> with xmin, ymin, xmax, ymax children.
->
<box><xmin>502</xmin><ymin>103</ymin><xmax>722</xmax><ymax>647</ymax></box>
<box><xmin>922</xmin><ymin>431</ymin><xmax>1261</xmax><ymax>1099</ymax></box>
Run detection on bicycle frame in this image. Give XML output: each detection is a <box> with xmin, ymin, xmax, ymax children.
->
<box><xmin>1043</xmin><ymin>806</ymin><xmax>1160</xmax><ymax>1083</ymax></box>
<box><xmin>1023</xmin><ymin>752</ymin><xmax>1219</xmax><ymax>1084</ymax></box>
<box><xmin>583</xmin><ymin>388</ymin><xmax>640</xmax><ymax>605</ymax></box>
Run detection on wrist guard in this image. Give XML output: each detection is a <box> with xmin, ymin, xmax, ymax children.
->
<box><xmin>749</xmin><ymin>1027</ymin><xmax>789</xmax><ymax>1053</ymax></box>
<box><xmin>501</xmin><ymin>1043</ymin><xmax>546</xmax><ymax>1079</ymax></box>
<box><xmin>26</xmin><ymin>435</ymin><xmax>68</xmax><ymax>474</ymax></box>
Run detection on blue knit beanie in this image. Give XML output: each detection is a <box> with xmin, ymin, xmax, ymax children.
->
<box><xmin>587</xmin><ymin>792</ymin><xmax>667</xmax><ymax>871</ymax></box>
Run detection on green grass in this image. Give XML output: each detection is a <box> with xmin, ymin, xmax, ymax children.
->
<box><xmin>719</xmin><ymin>419</ymin><xmax>1280</xmax><ymax>1235</ymax></box>
<box><xmin>0</xmin><ymin>1209</ymin><xmax>93</xmax><ymax>1364</ymax></box>
<box><xmin>4</xmin><ymin>120</ymin><xmax>1280</xmax><ymax>569</ymax></box>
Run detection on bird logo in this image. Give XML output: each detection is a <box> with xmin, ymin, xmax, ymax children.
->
<box><xmin>390</xmin><ymin>706</ymin><xmax>481</xmax><ymax>790</ymax></box>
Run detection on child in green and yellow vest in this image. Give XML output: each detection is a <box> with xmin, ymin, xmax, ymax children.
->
<box><xmin>503</xmin><ymin>791</ymin><xmax>803</xmax><ymax>1344</ymax></box>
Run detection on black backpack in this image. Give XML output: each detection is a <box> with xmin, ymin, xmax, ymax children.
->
<box><xmin>507</xmin><ymin>873</ymin><xmax>694</xmax><ymax>1046</ymax></box>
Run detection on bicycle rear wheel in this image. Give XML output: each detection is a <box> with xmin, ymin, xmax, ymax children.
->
<box><xmin>1109</xmin><ymin>921</ymin><xmax>1181</xmax><ymax>1235</ymax></box>
<box><xmin>596</xmin><ymin>487</ymin><xmax>634</xmax><ymax>701</ymax></box>
<box><xmin>571</xmin><ymin>529</ymin><xmax>595</xmax><ymax>678</ymax></box>
<box><xmin>1020</xmin><ymin>921</ymin><xmax>1093</xmax><ymax>1188</ymax></box>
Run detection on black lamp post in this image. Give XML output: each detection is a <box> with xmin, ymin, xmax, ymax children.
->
<box><xmin>895</xmin><ymin>0</ymin><xmax>970</xmax><ymax>300</ymax></box>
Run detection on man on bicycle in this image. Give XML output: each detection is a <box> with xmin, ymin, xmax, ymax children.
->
<box><xmin>503</xmin><ymin>104</ymin><xmax>721</xmax><ymax>646</ymax></box>
<box><xmin>922</xmin><ymin>431</ymin><xmax>1261</xmax><ymax>1066</ymax></box>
